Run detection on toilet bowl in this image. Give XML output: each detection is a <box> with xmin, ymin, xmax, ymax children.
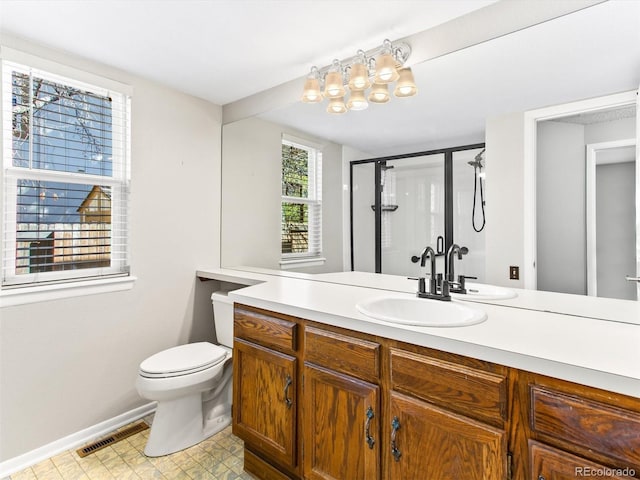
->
<box><xmin>136</xmin><ymin>291</ymin><xmax>235</xmax><ymax>457</ymax></box>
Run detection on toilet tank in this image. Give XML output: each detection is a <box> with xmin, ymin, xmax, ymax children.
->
<box><xmin>211</xmin><ymin>291</ymin><xmax>234</xmax><ymax>348</ymax></box>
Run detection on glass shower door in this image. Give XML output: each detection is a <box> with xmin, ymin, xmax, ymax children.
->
<box><xmin>380</xmin><ymin>154</ymin><xmax>445</xmax><ymax>277</ymax></box>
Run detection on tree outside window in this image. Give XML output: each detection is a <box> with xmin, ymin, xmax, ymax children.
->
<box><xmin>281</xmin><ymin>137</ymin><xmax>322</xmax><ymax>259</ymax></box>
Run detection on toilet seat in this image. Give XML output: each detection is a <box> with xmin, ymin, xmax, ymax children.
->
<box><xmin>140</xmin><ymin>342</ymin><xmax>228</xmax><ymax>378</ymax></box>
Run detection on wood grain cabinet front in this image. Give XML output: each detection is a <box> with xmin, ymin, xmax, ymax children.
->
<box><xmin>530</xmin><ymin>440</ymin><xmax>634</xmax><ymax>480</ymax></box>
<box><xmin>232</xmin><ymin>338</ymin><xmax>297</xmax><ymax>472</ymax></box>
<box><xmin>388</xmin><ymin>347</ymin><xmax>509</xmax><ymax>479</ymax></box>
<box><xmin>302</xmin><ymin>363</ymin><xmax>380</xmax><ymax>480</ymax></box>
<box><xmin>231</xmin><ymin>305</ymin><xmax>640</xmax><ymax>480</ymax></box>
<box><xmin>389</xmin><ymin>391</ymin><xmax>507</xmax><ymax>480</ymax></box>
<box><xmin>525</xmin><ymin>376</ymin><xmax>640</xmax><ymax>479</ymax></box>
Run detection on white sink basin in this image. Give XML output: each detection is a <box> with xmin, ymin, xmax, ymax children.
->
<box><xmin>452</xmin><ymin>283</ymin><xmax>517</xmax><ymax>301</ymax></box>
<box><xmin>356</xmin><ymin>296</ymin><xmax>487</xmax><ymax>327</ymax></box>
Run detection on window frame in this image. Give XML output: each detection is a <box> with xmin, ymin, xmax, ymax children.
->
<box><xmin>0</xmin><ymin>47</ymin><xmax>134</xmax><ymax>306</ymax></box>
<box><xmin>280</xmin><ymin>134</ymin><xmax>324</xmax><ymax>269</ymax></box>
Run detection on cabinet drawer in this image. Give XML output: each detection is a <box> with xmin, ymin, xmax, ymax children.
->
<box><xmin>390</xmin><ymin>348</ymin><xmax>507</xmax><ymax>426</ymax></box>
<box><xmin>234</xmin><ymin>306</ymin><xmax>297</xmax><ymax>354</ymax></box>
<box><xmin>530</xmin><ymin>385</ymin><xmax>640</xmax><ymax>468</ymax></box>
<box><xmin>530</xmin><ymin>440</ymin><xmax>633</xmax><ymax>480</ymax></box>
<box><xmin>305</xmin><ymin>326</ymin><xmax>380</xmax><ymax>383</ymax></box>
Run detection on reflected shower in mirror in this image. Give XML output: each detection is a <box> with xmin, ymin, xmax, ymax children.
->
<box><xmin>350</xmin><ymin>145</ymin><xmax>486</xmax><ymax>280</ymax></box>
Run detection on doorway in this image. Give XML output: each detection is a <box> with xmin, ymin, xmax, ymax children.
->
<box><xmin>586</xmin><ymin>140</ymin><xmax>637</xmax><ymax>300</ymax></box>
<box><xmin>525</xmin><ymin>91</ymin><xmax>639</xmax><ymax>300</ymax></box>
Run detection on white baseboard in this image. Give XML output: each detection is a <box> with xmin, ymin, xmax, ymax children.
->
<box><xmin>0</xmin><ymin>402</ymin><xmax>156</xmax><ymax>478</ymax></box>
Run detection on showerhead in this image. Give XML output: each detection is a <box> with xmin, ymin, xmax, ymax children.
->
<box><xmin>468</xmin><ymin>149</ymin><xmax>485</xmax><ymax>169</ymax></box>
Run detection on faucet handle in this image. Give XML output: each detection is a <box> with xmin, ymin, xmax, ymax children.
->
<box><xmin>453</xmin><ymin>275</ymin><xmax>477</xmax><ymax>294</ymax></box>
<box><xmin>407</xmin><ymin>277</ymin><xmax>427</xmax><ymax>295</ymax></box>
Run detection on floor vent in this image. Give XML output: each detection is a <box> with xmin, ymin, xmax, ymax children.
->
<box><xmin>76</xmin><ymin>421</ymin><xmax>149</xmax><ymax>458</ymax></box>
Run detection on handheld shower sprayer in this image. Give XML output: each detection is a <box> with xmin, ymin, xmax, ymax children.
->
<box><xmin>470</xmin><ymin>149</ymin><xmax>486</xmax><ymax>232</ymax></box>
<box><xmin>468</xmin><ymin>149</ymin><xmax>485</xmax><ymax>169</ymax></box>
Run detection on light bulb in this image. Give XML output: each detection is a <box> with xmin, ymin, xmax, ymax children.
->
<box><xmin>327</xmin><ymin>97</ymin><xmax>347</xmax><ymax>114</ymax></box>
<box><xmin>348</xmin><ymin>62</ymin><xmax>370</xmax><ymax>91</ymax></box>
<box><xmin>368</xmin><ymin>83</ymin><xmax>390</xmax><ymax>104</ymax></box>
<box><xmin>301</xmin><ymin>77</ymin><xmax>322</xmax><ymax>103</ymax></box>
<box><xmin>393</xmin><ymin>67</ymin><xmax>417</xmax><ymax>98</ymax></box>
<box><xmin>347</xmin><ymin>90</ymin><xmax>368</xmax><ymax>111</ymax></box>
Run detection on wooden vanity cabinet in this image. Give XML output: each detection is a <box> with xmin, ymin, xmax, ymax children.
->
<box><xmin>530</xmin><ymin>441</ymin><xmax>632</xmax><ymax>480</ymax></box>
<box><xmin>520</xmin><ymin>372</ymin><xmax>640</xmax><ymax>480</ymax></box>
<box><xmin>302</xmin><ymin>326</ymin><xmax>381</xmax><ymax>480</ymax></box>
<box><xmin>233</xmin><ymin>306</ymin><xmax>300</xmax><ymax>478</ymax></box>
<box><xmin>388</xmin><ymin>345</ymin><xmax>509</xmax><ymax>479</ymax></box>
<box><xmin>232</xmin><ymin>304</ymin><xmax>640</xmax><ymax>480</ymax></box>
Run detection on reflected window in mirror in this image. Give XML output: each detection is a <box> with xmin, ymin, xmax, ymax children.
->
<box><xmin>281</xmin><ymin>135</ymin><xmax>323</xmax><ymax>269</ymax></box>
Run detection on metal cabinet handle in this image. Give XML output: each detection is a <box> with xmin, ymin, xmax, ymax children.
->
<box><xmin>284</xmin><ymin>374</ymin><xmax>293</xmax><ymax>409</ymax></box>
<box><xmin>538</xmin><ymin>476</ymin><xmax>546</xmax><ymax>480</ymax></box>
<box><xmin>365</xmin><ymin>406</ymin><xmax>375</xmax><ymax>449</ymax></box>
<box><xmin>391</xmin><ymin>416</ymin><xmax>402</xmax><ymax>462</ymax></box>
<box><xmin>626</xmin><ymin>276</ymin><xmax>640</xmax><ymax>282</ymax></box>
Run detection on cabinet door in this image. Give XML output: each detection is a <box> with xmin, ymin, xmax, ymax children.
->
<box><xmin>530</xmin><ymin>441</ymin><xmax>632</xmax><ymax>480</ymax></box>
<box><xmin>303</xmin><ymin>363</ymin><xmax>380</xmax><ymax>480</ymax></box>
<box><xmin>389</xmin><ymin>391</ymin><xmax>506</xmax><ymax>480</ymax></box>
<box><xmin>233</xmin><ymin>339</ymin><xmax>297</xmax><ymax>470</ymax></box>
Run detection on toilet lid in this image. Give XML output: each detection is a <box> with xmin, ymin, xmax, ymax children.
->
<box><xmin>139</xmin><ymin>342</ymin><xmax>227</xmax><ymax>376</ymax></box>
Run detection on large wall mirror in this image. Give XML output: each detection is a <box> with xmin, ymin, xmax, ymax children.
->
<box><xmin>220</xmin><ymin>1</ymin><xmax>640</xmax><ymax>313</ymax></box>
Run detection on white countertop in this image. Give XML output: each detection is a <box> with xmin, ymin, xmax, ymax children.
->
<box><xmin>198</xmin><ymin>267</ymin><xmax>640</xmax><ymax>398</ymax></box>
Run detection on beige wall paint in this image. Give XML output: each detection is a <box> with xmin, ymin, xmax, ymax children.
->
<box><xmin>0</xmin><ymin>36</ymin><xmax>222</xmax><ymax>460</ymax></box>
<box><xmin>221</xmin><ymin>116</ymin><xmax>343</xmax><ymax>273</ymax></box>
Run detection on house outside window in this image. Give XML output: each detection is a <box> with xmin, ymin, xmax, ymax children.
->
<box><xmin>281</xmin><ymin>135</ymin><xmax>323</xmax><ymax>268</ymax></box>
<box><xmin>1</xmin><ymin>58</ymin><xmax>131</xmax><ymax>290</ymax></box>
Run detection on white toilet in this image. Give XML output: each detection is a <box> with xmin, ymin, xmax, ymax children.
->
<box><xmin>136</xmin><ymin>291</ymin><xmax>234</xmax><ymax>457</ymax></box>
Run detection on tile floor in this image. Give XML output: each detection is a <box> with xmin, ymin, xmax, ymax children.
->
<box><xmin>4</xmin><ymin>420</ymin><xmax>253</xmax><ymax>480</ymax></box>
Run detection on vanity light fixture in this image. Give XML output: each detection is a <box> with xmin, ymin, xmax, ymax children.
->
<box><xmin>301</xmin><ymin>39</ymin><xmax>417</xmax><ymax>114</ymax></box>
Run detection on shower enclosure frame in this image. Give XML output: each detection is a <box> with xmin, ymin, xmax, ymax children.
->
<box><xmin>349</xmin><ymin>143</ymin><xmax>485</xmax><ymax>273</ymax></box>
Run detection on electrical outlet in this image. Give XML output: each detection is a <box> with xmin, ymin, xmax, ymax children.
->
<box><xmin>509</xmin><ymin>266</ymin><xmax>519</xmax><ymax>280</ymax></box>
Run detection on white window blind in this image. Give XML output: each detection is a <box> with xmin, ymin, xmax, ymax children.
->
<box><xmin>281</xmin><ymin>135</ymin><xmax>322</xmax><ymax>260</ymax></box>
<box><xmin>1</xmin><ymin>59</ymin><xmax>131</xmax><ymax>288</ymax></box>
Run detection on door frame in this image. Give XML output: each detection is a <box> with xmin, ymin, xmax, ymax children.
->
<box><xmin>522</xmin><ymin>90</ymin><xmax>637</xmax><ymax>290</ymax></box>
<box><xmin>585</xmin><ymin>139</ymin><xmax>636</xmax><ymax>297</ymax></box>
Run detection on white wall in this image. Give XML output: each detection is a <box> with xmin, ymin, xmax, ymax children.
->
<box><xmin>221</xmin><ymin>117</ymin><xmax>343</xmax><ymax>273</ymax></box>
<box><xmin>484</xmin><ymin>112</ymin><xmax>526</xmax><ymax>287</ymax></box>
<box><xmin>536</xmin><ymin>121</ymin><xmax>586</xmax><ymax>294</ymax></box>
<box><xmin>0</xmin><ymin>36</ymin><xmax>222</xmax><ymax>461</ymax></box>
<box><xmin>351</xmin><ymin>162</ymin><xmax>376</xmax><ymax>272</ymax></box>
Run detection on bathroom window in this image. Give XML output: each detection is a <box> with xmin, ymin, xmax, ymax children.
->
<box><xmin>1</xmin><ymin>58</ymin><xmax>131</xmax><ymax>290</ymax></box>
<box><xmin>281</xmin><ymin>135</ymin><xmax>323</xmax><ymax>268</ymax></box>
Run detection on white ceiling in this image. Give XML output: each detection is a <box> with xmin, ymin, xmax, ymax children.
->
<box><xmin>0</xmin><ymin>0</ymin><xmax>497</xmax><ymax>105</ymax></box>
<box><xmin>1</xmin><ymin>0</ymin><xmax>638</xmax><ymax>157</ymax></box>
